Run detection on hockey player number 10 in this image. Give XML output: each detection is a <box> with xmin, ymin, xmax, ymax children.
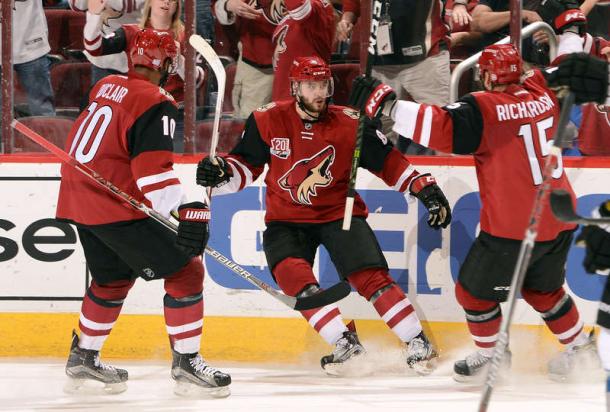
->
<box><xmin>518</xmin><ymin>116</ymin><xmax>563</xmax><ymax>185</ymax></box>
<box><xmin>68</xmin><ymin>102</ymin><xmax>113</xmax><ymax>164</ymax></box>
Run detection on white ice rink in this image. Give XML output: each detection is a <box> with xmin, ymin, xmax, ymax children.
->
<box><xmin>0</xmin><ymin>359</ymin><xmax>603</xmax><ymax>412</ymax></box>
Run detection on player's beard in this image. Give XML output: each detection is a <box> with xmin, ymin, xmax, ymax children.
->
<box><xmin>301</xmin><ymin>96</ymin><xmax>327</xmax><ymax>114</ymax></box>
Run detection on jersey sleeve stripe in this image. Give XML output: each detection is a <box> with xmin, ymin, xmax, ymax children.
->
<box><xmin>139</xmin><ymin>178</ymin><xmax>181</xmax><ymax>195</ymax></box>
<box><xmin>392</xmin><ymin>100</ymin><xmax>421</xmax><ymax>139</ymax></box>
<box><xmin>419</xmin><ymin>106</ymin><xmax>433</xmax><ymax>147</ymax></box>
<box><xmin>229</xmin><ymin>157</ymin><xmax>255</xmax><ymax>188</ymax></box>
<box><xmin>391</xmin><ymin>166</ymin><xmax>417</xmax><ymax>192</ymax></box>
<box><xmin>83</xmin><ymin>12</ymin><xmax>103</xmax><ymax>54</ymax></box>
<box><xmin>136</xmin><ymin>170</ymin><xmax>179</xmax><ymax>189</ymax></box>
<box><xmin>143</xmin><ymin>184</ymin><xmax>184</xmax><ymax>219</ymax></box>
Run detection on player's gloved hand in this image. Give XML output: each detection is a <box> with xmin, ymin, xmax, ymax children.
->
<box><xmin>409</xmin><ymin>173</ymin><xmax>452</xmax><ymax>229</ymax></box>
<box><xmin>546</xmin><ymin>52</ymin><xmax>609</xmax><ymax>105</ymax></box>
<box><xmin>348</xmin><ymin>75</ymin><xmax>396</xmax><ymax>119</ymax></box>
<box><xmin>196</xmin><ymin>156</ymin><xmax>233</xmax><ymax>187</ymax></box>
<box><xmin>576</xmin><ymin>200</ymin><xmax>610</xmax><ymax>274</ymax></box>
<box><xmin>176</xmin><ymin>201</ymin><xmax>210</xmax><ymax>257</ymax></box>
<box><xmin>536</xmin><ymin>0</ymin><xmax>586</xmax><ymax>35</ymax></box>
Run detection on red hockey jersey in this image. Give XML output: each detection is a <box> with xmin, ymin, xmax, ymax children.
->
<box><xmin>213</xmin><ymin>101</ymin><xmax>423</xmax><ymax>224</ymax></box>
<box><xmin>579</xmin><ymin>103</ymin><xmax>610</xmax><ymax>155</ymax></box>
<box><xmin>271</xmin><ymin>0</ymin><xmax>335</xmax><ymax>100</ymax></box>
<box><xmin>391</xmin><ymin>69</ymin><xmax>577</xmax><ymax>241</ymax></box>
<box><xmin>56</xmin><ymin>72</ymin><xmax>184</xmax><ymax>226</ymax></box>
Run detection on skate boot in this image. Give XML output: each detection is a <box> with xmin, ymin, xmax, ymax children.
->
<box><xmin>405</xmin><ymin>331</ymin><xmax>438</xmax><ymax>375</ymax></box>
<box><xmin>320</xmin><ymin>330</ymin><xmax>366</xmax><ymax>376</ymax></box>
<box><xmin>453</xmin><ymin>348</ymin><xmax>511</xmax><ymax>383</ymax></box>
<box><xmin>64</xmin><ymin>330</ymin><xmax>128</xmax><ymax>394</ymax></box>
<box><xmin>171</xmin><ymin>349</ymin><xmax>231</xmax><ymax>398</ymax></box>
<box><xmin>548</xmin><ymin>331</ymin><xmax>598</xmax><ymax>382</ymax></box>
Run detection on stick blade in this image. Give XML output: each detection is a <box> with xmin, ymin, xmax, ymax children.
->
<box><xmin>550</xmin><ymin>189</ymin><xmax>579</xmax><ymax>223</ymax></box>
<box><xmin>293</xmin><ymin>282</ymin><xmax>351</xmax><ymax>310</ymax></box>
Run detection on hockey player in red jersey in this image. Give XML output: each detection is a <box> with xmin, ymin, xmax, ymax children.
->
<box><xmin>57</xmin><ymin>29</ymin><xmax>231</xmax><ymax>396</ymax></box>
<box><xmin>351</xmin><ymin>38</ymin><xmax>609</xmax><ymax>381</ymax></box>
<box><xmin>196</xmin><ymin>56</ymin><xmax>451</xmax><ymax>375</ymax></box>
<box><xmin>271</xmin><ymin>0</ymin><xmax>335</xmax><ymax>100</ymax></box>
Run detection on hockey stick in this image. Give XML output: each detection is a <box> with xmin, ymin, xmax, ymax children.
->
<box><xmin>550</xmin><ymin>189</ymin><xmax>610</xmax><ymax>225</ymax></box>
<box><xmin>11</xmin><ymin>120</ymin><xmax>351</xmax><ymax>311</ymax></box>
<box><xmin>188</xmin><ymin>34</ymin><xmax>225</xmax><ymax>160</ymax></box>
<box><xmin>478</xmin><ymin>92</ymin><xmax>576</xmax><ymax>412</ymax></box>
<box><xmin>341</xmin><ymin>0</ymin><xmax>384</xmax><ymax>231</ymax></box>
<box><xmin>188</xmin><ymin>34</ymin><xmax>227</xmax><ymax>202</ymax></box>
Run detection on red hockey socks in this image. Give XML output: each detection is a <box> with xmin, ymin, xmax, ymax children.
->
<box><xmin>455</xmin><ymin>282</ymin><xmax>502</xmax><ymax>349</ymax></box>
<box><xmin>274</xmin><ymin>257</ymin><xmax>348</xmax><ymax>345</ymax></box>
<box><xmin>78</xmin><ymin>280</ymin><xmax>134</xmax><ymax>351</ymax></box>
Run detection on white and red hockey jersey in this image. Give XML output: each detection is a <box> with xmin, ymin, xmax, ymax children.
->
<box><xmin>390</xmin><ymin>69</ymin><xmax>577</xmax><ymax>241</ymax></box>
<box><xmin>56</xmin><ymin>72</ymin><xmax>184</xmax><ymax>225</ymax></box>
<box><xmin>213</xmin><ymin>101</ymin><xmax>424</xmax><ymax>224</ymax></box>
<box><xmin>271</xmin><ymin>0</ymin><xmax>335</xmax><ymax>100</ymax></box>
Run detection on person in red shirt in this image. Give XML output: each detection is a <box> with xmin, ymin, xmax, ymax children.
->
<box><xmin>351</xmin><ymin>35</ymin><xmax>609</xmax><ymax>381</ymax></box>
<box><xmin>83</xmin><ymin>0</ymin><xmax>204</xmax><ymax>102</ymax></box>
<box><xmin>271</xmin><ymin>0</ymin><xmax>335</xmax><ymax>100</ymax></box>
<box><xmin>196</xmin><ymin>56</ymin><xmax>451</xmax><ymax>376</ymax></box>
<box><xmin>58</xmin><ymin>29</ymin><xmax>231</xmax><ymax>397</ymax></box>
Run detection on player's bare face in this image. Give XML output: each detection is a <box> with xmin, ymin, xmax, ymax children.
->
<box><xmin>299</xmin><ymin>81</ymin><xmax>330</xmax><ymax>113</ymax></box>
<box><xmin>150</xmin><ymin>0</ymin><xmax>178</xmax><ymax>23</ymax></box>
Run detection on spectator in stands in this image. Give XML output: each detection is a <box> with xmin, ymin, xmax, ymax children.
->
<box><xmin>446</xmin><ymin>0</ymin><xmax>483</xmax><ymax>59</ymax></box>
<box><xmin>83</xmin><ymin>0</ymin><xmax>203</xmax><ymax>103</ymax></box>
<box><xmin>584</xmin><ymin>0</ymin><xmax>609</xmax><ymax>39</ymax></box>
<box><xmin>70</xmin><ymin>0</ymin><xmax>145</xmax><ymax>85</ymax></box>
<box><xmin>182</xmin><ymin>0</ymin><xmax>215</xmax><ymax>44</ymax></box>
<box><xmin>336</xmin><ymin>0</ymin><xmax>450</xmax><ymax>154</ymax></box>
<box><xmin>271</xmin><ymin>0</ymin><xmax>335</xmax><ymax>100</ymax></box>
<box><xmin>215</xmin><ymin>0</ymin><xmax>277</xmax><ymax>119</ymax></box>
<box><xmin>1</xmin><ymin>0</ymin><xmax>55</xmax><ymax>116</ymax></box>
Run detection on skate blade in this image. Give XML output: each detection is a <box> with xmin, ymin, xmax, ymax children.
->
<box><xmin>408</xmin><ymin>356</ymin><xmax>438</xmax><ymax>376</ymax></box>
<box><xmin>64</xmin><ymin>378</ymin><xmax>127</xmax><ymax>395</ymax></box>
<box><xmin>322</xmin><ymin>352</ymin><xmax>370</xmax><ymax>377</ymax></box>
<box><xmin>173</xmin><ymin>380</ymin><xmax>231</xmax><ymax>398</ymax></box>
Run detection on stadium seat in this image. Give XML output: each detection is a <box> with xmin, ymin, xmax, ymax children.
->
<box><xmin>187</xmin><ymin>118</ymin><xmax>245</xmax><ymax>153</ymax></box>
<box><xmin>50</xmin><ymin>62</ymin><xmax>92</xmax><ymax>109</ymax></box>
<box><xmin>44</xmin><ymin>10</ymin><xmax>86</xmax><ymax>58</ymax></box>
<box><xmin>13</xmin><ymin>116</ymin><xmax>74</xmax><ymax>153</ymax></box>
<box><xmin>331</xmin><ymin>63</ymin><xmax>360</xmax><ymax>106</ymax></box>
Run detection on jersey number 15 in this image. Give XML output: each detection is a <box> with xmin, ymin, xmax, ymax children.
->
<box><xmin>518</xmin><ymin>116</ymin><xmax>563</xmax><ymax>185</ymax></box>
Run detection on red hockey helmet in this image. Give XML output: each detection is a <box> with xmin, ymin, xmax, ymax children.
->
<box><xmin>130</xmin><ymin>29</ymin><xmax>178</xmax><ymax>73</ymax></box>
<box><xmin>289</xmin><ymin>56</ymin><xmax>334</xmax><ymax>97</ymax></box>
<box><xmin>478</xmin><ymin>44</ymin><xmax>523</xmax><ymax>85</ymax></box>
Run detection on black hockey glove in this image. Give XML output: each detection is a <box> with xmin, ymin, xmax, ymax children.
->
<box><xmin>546</xmin><ymin>52</ymin><xmax>609</xmax><ymax>105</ymax></box>
<box><xmin>196</xmin><ymin>155</ymin><xmax>233</xmax><ymax>188</ymax></box>
<box><xmin>409</xmin><ymin>174</ymin><xmax>451</xmax><ymax>230</ymax></box>
<box><xmin>537</xmin><ymin>0</ymin><xmax>586</xmax><ymax>35</ymax></box>
<box><xmin>576</xmin><ymin>201</ymin><xmax>610</xmax><ymax>274</ymax></box>
<box><xmin>176</xmin><ymin>201</ymin><xmax>210</xmax><ymax>257</ymax></box>
<box><xmin>349</xmin><ymin>75</ymin><xmax>396</xmax><ymax>119</ymax></box>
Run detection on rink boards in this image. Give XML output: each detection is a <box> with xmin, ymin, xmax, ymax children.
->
<box><xmin>0</xmin><ymin>156</ymin><xmax>609</xmax><ymax>361</ymax></box>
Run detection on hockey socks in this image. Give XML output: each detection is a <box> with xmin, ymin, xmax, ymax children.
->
<box><xmin>164</xmin><ymin>293</ymin><xmax>204</xmax><ymax>354</ymax></box>
<box><xmin>77</xmin><ymin>280</ymin><xmax>134</xmax><ymax>351</ymax></box>
<box><xmin>455</xmin><ymin>282</ymin><xmax>502</xmax><ymax>349</ymax></box>
<box><xmin>370</xmin><ymin>284</ymin><xmax>421</xmax><ymax>342</ymax></box>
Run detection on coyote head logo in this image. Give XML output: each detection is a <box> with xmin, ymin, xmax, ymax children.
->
<box><xmin>278</xmin><ymin>146</ymin><xmax>335</xmax><ymax>205</ymax></box>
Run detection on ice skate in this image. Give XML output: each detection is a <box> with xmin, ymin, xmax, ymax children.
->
<box><xmin>453</xmin><ymin>348</ymin><xmax>511</xmax><ymax>383</ymax></box>
<box><xmin>320</xmin><ymin>329</ymin><xmax>366</xmax><ymax>376</ymax></box>
<box><xmin>64</xmin><ymin>330</ymin><xmax>128</xmax><ymax>394</ymax></box>
<box><xmin>171</xmin><ymin>349</ymin><xmax>231</xmax><ymax>398</ymax></box>
<box><xmin>405</xmin><ymin>331</ymin><xmax>438</xmax><ymax>375</ymax></box>
<box><xmin>548</xmin><ymin>331</ymin><xmax>598</xmax><ymax>382</ymax></box>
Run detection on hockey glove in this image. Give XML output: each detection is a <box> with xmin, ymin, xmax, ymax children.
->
<box><xmin>546</xmin><ymin>52</ymin><xmax>610</xmax><ymax>105</ymax></box>
<box><xmin>176</xmin><ymin>202</ymin><xmax>210</xmax><ymax>257</ymax></box>
<box><xmin>409</xmin><ymin>174</ymin><xmax>451</xmax><ymax>230</ymax></box>
<box><xmin>537</xmin><ymin>0</ymin><xmax>586</xmax><ymax>35</ymax></box>
<box><xmin>576</xmin><ymin>201</ymin><xmax>610</xmax><ymax>274</ymax></box>
<box><xmin>349</xmin><ymin>75</ymin><xmax>396</xmax><ymax>119</ymax></box>
<box><xmin>196</xmin><ymin>156</ymin><xmax>233</xmax><ymax>188</ymax></box>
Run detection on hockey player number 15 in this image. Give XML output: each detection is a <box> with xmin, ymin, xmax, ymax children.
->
<box><xmin>518</xmin><ymin>116</ymin><xmax>563</xmax><ymax>185</ymax></box>
<box><xmin>69</xmin><ymin>102</ymin><xmax>112</xmax><ymax>164</ymax></box>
